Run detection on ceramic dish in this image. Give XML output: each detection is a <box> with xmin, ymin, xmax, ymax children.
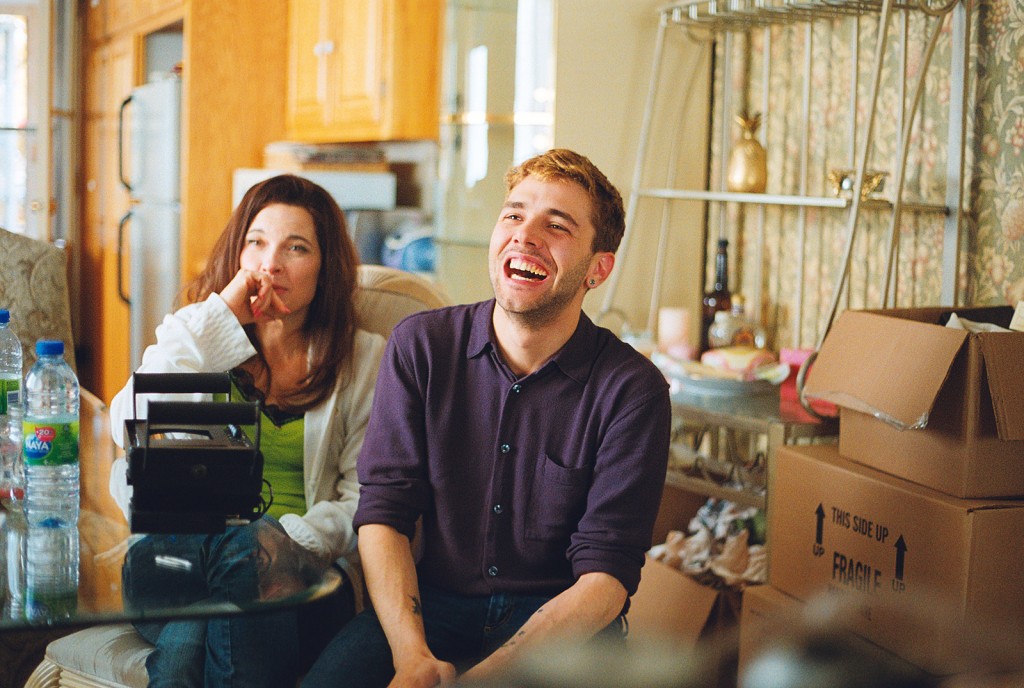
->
<box><xmin>675</xmin><ymin>374</ymin><xmax>776</xmax><ymax>397</ymax></box>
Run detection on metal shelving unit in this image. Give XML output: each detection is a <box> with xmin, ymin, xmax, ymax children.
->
<box><xmin>618</xmin><ymin>0</ymin><xmax>971</xmax><ymax>509</ymax></box>
<box><xmin>668</xmin><ymin>388</ymin><xmax>838</xmax><ymax>511</ymax></box>
<box><xmin>602</xmin><ymin>0</ymin><xmax>971</xmax><ymax>348</ymax></box>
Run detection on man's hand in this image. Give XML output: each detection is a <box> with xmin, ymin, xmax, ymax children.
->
<box><xmin>388</xmin><ymin>653</ymin><xmax>456</xmax><ymax>688</ymax></box>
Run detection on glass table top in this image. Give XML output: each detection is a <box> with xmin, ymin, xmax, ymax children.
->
<box><xmin>0</xmin><ymin>507</ymin><xmax>342</xmax><ymax>631</ymax></box>
<box><xmin>0</xmin><ymin>394</ymin><xmax>341</xmax><ymax>632</ymax></box>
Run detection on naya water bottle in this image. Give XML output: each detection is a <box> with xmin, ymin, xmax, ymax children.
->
<box><xmin>24</xmin><ymin>520</ymin><xmax>79</xmax><ymax>620</ymax></box>
<box><xmin>0</xmin><ymin>309</ymin><xmax>24</xmax><ymax>509</ymax></box>
<box><xmin>22</xmin><ymin>340</ymin><xmax>80</xmax><ymax>528</ymax></box>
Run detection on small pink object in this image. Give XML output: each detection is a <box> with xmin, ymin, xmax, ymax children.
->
<box><xmin>780</xmin><ymin>347</ymin><xmax>836</xmax><ymax>415</ymax></box>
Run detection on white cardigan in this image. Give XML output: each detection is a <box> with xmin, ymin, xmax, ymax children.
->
<box><xmin>108</xmin><ymin>293</ymin><xmax>385</xmax><ymax>573</ymax></box>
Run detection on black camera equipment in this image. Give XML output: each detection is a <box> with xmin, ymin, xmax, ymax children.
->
<box><xmin>124</xmin><ymin>372</ymin><xmax>266</xmax><ymax>534</ymax></box>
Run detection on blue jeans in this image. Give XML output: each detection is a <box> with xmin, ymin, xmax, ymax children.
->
<box><xmin>123</xmin><ymin>516</ymin><xmax>347</xmax><ymax>687</ymax></box>
<box><xmin>301</xmin><ymin>583</ymin><xmax>626</xmax><ymax>688</ymax></box>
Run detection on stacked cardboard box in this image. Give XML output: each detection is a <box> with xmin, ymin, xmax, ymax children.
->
<box><xmin>738</xmin><ymin>583</ymin><xmax>929</xmax><ymax>684</ymax></box>
<box><xmin>803</xmin><ymin>306</ymin><xmax>1024</xmax><ymax>497</ymax></box>
<box><xmin>738</xmin><ymin>584</ymin><xmax>800</xmax><ymax>671</ymax></box>
<box><xmin>755</xmin><ymin>306</ymin><xmax>1024</xmax><ymax>677</ymax></box>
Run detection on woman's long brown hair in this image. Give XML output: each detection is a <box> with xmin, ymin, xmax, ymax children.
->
<box><xmin>185</xmin><ymin>174</ymin><xmax>358</xmax><ymax>412</ymax></box>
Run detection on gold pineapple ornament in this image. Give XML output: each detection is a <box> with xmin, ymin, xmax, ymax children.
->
<box><xmin>726</xmin><ymin>112</ymin><xmax>767</xmax><ymax>193</ymax></box>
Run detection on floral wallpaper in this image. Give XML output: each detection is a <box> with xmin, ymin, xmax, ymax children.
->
<box><xmin>704</xmin><ymin>0</ymin><xmax>1014</xmax><ymax>351</ymax></box>
<box><xmin>973</xmin><ymin>0</ymin><xmax>1024</xmax><ymax>304</ymax></box>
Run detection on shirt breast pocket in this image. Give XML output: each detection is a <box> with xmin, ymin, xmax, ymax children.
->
<box><xmin>525</xmin><ymin>454</ymin><xmax>591</xmax><ymax>541</ymax></box>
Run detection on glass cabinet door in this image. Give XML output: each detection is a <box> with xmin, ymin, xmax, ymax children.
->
<box><xmin>436</xmin><ymin>0</ymin><xmax>554</xmax><ymax>250</ymax></box>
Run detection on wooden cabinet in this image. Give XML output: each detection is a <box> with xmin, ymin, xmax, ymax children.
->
<box><xmin>84</xmin><ymin>0</ymin><xmax>185</xmax><ymax>41</ymax></box>
<box><xmin>80</xmin><ymin>32</ymin><xmax>138</xmax><ymax>402</ymax></box>
<box><xmin>286</xmin><ymin>0</ymin><xmax>442</xmax><ymax>142</ymax></box>
<box><xmin>79</xmin><ymin>0</ymin><xmax>288</xmax><ymax>402</ymax></box>
<box><xmin>103</xmin><ymin>0</ymin><xmax>138</xmax><ymax>35</ymax></box>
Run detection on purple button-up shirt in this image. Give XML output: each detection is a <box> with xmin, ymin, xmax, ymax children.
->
<box><xmin>354</xmin><ymin>300</ymin><xmax>671</xmax><ymax>598</ymax></box>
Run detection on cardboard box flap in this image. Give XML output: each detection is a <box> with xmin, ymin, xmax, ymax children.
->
<box><xmin>629</xmin><ymin>556</ymin><xmax>719</xmax><ymax>643</ymax></box>
<box><xmin>804</xmin><ymin>311</ymin><xmax>967</xmax><ymax>430</ymax></box>
<box><xmin>979</xmin><ymin>333</ymin><xmax>1024</xmax><ymax>441</ymax></box>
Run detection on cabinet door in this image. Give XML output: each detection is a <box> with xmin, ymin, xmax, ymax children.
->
<box><xmin>287</xmin><ymin>0</ymin><xmax>329</xmax><ymax>133</ymax></box>
<box><xmin>287</xmin><ymin>0</ymin><xmax>440</xmax><ymax>142</ymax></box>
<box><xmin>80</xmin><ymin>34</ymin><xmax>137</xmax><ymax>401</ymax></box>
<box><xmin>327</xmin><ymin>0</ymin><xmax>386</xmax><ymax>138</ymax></box>
<box><xmin>104</xmin><ymin>0</ymin><xmax>137</xmax><ymax>36</ymax></box>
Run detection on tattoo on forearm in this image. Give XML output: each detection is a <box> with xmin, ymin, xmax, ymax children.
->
<box><xmin>411</xmin><ymin>595</ymin><xmax>422</xmax><ymax>617</ymax></box>
<box><xmin>502</xmin><ymin>629</ymin><xmax>527</xmax><ymax>651</ymax></box>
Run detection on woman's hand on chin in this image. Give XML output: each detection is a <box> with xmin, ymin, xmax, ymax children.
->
<box><xmin>221</xmin><ymin>268</ymin><xmax>292</xmax><ymax>325</ymax></box>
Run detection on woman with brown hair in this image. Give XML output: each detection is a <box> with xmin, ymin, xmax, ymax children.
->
<box><xmin>108</xmin><ymin>174</ymin><xmax>385</xmax><ymax>687</ymax></box>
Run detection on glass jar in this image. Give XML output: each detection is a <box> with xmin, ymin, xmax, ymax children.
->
<box><xmin>707</xmin><ymin>296</ymin><xmax>766</xmax><ymax>349</ymax></box>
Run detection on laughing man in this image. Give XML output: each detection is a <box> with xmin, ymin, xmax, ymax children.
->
<box><xmin>303</xmin><ymin>148</ymin><xmax>671</xmax><ymax>688</ymax></box>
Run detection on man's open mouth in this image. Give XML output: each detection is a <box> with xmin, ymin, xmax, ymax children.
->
<box><xmin>506</xmin><ymin>257</ymin><xmax>549</xmax><ymax>282</ymax></box>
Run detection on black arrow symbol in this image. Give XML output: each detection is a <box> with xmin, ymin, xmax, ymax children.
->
<box><xmin>815</xmin><ymin>503</ymin><xmax>824</xmax><ymax>545</ymax></box>
<box><xmin>894</xmin><ymin>535</ymin><xmax>908</xmax><ymax>580</ymax></box>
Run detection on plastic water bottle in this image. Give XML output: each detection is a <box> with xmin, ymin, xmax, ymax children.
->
<box><xmin>24</xmin><ymin>521</ymin><xmax>79</xmax><ymax>620</ymax></box>
<box><xmin>22</xmin><ymin>340</ymin><xmax>80</xmax><ymax>528</ymax></box>
<box><xmin>0</xmin><ymin>309</ymin><xmax>24</xmax><ymax>509</ymax></box>
<box><xmin>2</xmin><ymin>509</ymin><xmax>27</xmax><ymax>620</ymax></box>
<box><xmin>0</xmin><ymin>310</ymin><xmax>21</xmax><ymax>415</ymax></box>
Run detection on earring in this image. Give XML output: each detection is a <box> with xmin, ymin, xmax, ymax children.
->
<box><xmin>589</xmin><ymin>279</ymin><xmax>596</xmax><ymax>287</ymax></box>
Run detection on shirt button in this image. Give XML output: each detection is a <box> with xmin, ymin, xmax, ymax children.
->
<box><xmin>488</xmin><ymin>565</ymin><xmax>499</xmax><ymax>577</ymax></box>
<box><xmin>493</xmin><ymin>504</ymin><xmax>503</xmax><ymax>514</ymax></box>
<box><xmin>512</xmin><ymin>383</ymin><xmax>522</xmax><ymax>394</ymax></box>
<box><xmin>500</xmin><ymin>443</ymin><xmax>510</xmax><ymax>454</ymax></box>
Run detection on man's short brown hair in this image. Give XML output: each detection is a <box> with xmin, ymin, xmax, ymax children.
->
<box><xmin>504</xmin><ymin>149</ymin><xmax>625</xmax><ymax>254</ymax></box>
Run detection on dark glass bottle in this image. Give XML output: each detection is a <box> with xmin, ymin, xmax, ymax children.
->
<box><xmin>700</xmin><ymin>238</ymin><xmax>732</xmax><ymax>353</ymax></box>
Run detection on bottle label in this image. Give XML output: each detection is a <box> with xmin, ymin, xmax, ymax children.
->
<box><xmin>0</xmin><ymin>378</ymin><xmax>19</xmax><ymax>415</ymax></box>
<box><xmin>26</xmin><ymin>589</ymin><xmax>78</xmax><ymax>619</ymax></box>
<box><xmin>22</xmin><ymin>421</ymin><xmax>79</xmax><ymax>466</ymax></box>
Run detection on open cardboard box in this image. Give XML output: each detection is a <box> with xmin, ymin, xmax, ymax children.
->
<box><xmin>628</xmin><ymin>556</ymin><xmax>721</xmax><ymax>645</ymax></box>
<box><xmin>803</xmin><ymin>305</ymin><xmax>1024</xmax><ymax>497</ymax></box>
<box><xmin>767</xmin><ymin>444</ymin><xmax>1024</xmax><ymax>675</ymax></box>
<box><xmin>628</xmin><ymin>486</ymin><xmax>724</xmax><ymax>645</ymax></box>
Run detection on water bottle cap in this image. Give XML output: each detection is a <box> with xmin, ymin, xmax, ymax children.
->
<box><xmin>0</xmin><ymin>309</ymin><xmax>8</xmax><ymax>324</ymax></box>
<box><xmin>36</xmin><ymin>340</ymin><xmax>64</xmax><ymax>356</ymax></box>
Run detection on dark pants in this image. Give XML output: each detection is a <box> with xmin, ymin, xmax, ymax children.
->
<box><xmin>301</xmin><ymin>583</ymin><xmax>626</xmax><ymax>688</ymax></box>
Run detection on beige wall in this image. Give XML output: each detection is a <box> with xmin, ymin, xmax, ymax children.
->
<box><xmin>435</xmin><ymin>0</ymin><xmax>710</xmax><ymax>348</ymax></box>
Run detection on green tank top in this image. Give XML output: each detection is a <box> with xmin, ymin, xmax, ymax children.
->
<box><xmin>230</xmin><ymin>372</ymin><xmax>306</xmax><ymax>519</ymax></box>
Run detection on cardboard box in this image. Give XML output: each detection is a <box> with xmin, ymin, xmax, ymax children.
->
<box><xmin>628</xmin><ymin>556</ymin><xmax>720</xmax><ymax>645</ymax></box>
<box><xmin>803</xmin><ymin>306</ymin><xmax>1024</xmax><ymax>497</ymax></box>
<box><xmin>767</xmin><ymin>444</ymin><xmax>1024</xmax><ymax>674</ymax></box>
<box><xmin>738</xmin><ymin>584</ymin><xmax>802</xmax><ymax>673</ymax></box>
<box><xmin>738</xmin><ymin>584</ymin><xmax>930</xmax><ymax>684</ymax></box>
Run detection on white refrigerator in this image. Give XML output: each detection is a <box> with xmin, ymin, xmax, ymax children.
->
<box><xmin>117</xmin><ymin>78</ymin><xmax>181</xmax><ymax>370</ymax></box>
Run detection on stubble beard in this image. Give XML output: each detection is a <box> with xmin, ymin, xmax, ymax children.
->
<box><xmin>491</xmin><ymin>256</ymin><xmax>590</xmax><ymax>329</ymax></box>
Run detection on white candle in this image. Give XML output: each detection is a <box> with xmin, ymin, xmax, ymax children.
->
<box><xmin>658</xmin><ymin>307</ymin><xmax>694</xmax><ymax>360</ymax></box>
